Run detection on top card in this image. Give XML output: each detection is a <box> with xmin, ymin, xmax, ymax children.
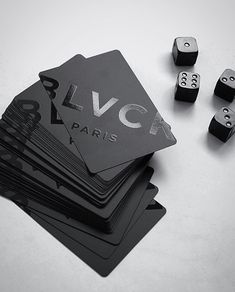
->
<box><xmin>39</xmin><ymin>50</ymin><xmax>176</xmax><ymax>173</ymax></box>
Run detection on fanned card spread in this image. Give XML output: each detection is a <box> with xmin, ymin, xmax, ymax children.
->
<box><xmin>0</xmin><ymin>50</ymin><xmax>176</xmax><ymax>276</ymax></box>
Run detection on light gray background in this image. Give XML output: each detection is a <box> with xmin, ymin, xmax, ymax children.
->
<box><xmin>0</xmin><ymin>0</ymin><xmax>235</xmax><ymax>291</ymax></box>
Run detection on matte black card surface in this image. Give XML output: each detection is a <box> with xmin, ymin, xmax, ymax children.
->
<box><xmin>28</xmin><ymin>199</ymin><xmax>166</xmax><ymax>277</ymax></box>
<box><xmin>28</xmin><ymin>184</ymin><xmax>158</xmax><ymax>259</ymax></box>
<box><xmin>0</xmin><ymin>156</ymin><xmax>153</xmax><ymax>232</ymax></box>
<box><xmin>0</xmin><ymin>182</ymin><xmax>158</xmax><ymax>259</ymax></box>
<box><xmin>39</xmin><ymin>50</ymin><xmax>176</xmax><ymax>173</ymax></box>
<box><xmin>8</xmin><ymin>174</ymin><xmax>155</xmax><ymax>246</ymax></box>
<box><xmin>0</xmin><ymin>182</ymin><xmax>165</xmax><ymax>276</ymax></box>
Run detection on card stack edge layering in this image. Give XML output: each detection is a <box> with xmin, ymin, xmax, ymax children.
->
<box><xmin>0</xmin><ymin>50</ymin><xmax>176</xmax><ymax>276</ymax></box>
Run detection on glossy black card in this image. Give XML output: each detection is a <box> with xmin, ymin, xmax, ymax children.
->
<box><xmin>39</xmin><ymin>50</ymin><xmax>176</xmax><ymax>173</ymax></box>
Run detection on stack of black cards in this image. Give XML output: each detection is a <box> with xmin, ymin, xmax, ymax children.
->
<box><xmin>0</xmin><ymin>50</ymin><xmax>176</xmax><ymax>276</ymax></box>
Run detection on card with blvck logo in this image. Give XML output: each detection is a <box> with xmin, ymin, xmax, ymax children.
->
<box><xmin>39</xmin><ymin>50</ymin><xmax>177</xmax><ymax>173</ymax></box>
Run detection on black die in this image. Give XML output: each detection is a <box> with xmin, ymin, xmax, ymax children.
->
<box><xmin>214</xmin><ymin>69</ymin><xmax>235</xmax><ymax>102</ymax></box>
<box><xmin>209</xmin><ymin>107</ymin><xmax>235</xmax><ymax>142</ymax></box>
<box><xmin>172</xmin><ymin>37</ymin><xmax>198</xmax><ymax>66</ymax></box>
<box><xmin>175</xmin><ymin>72</ymin><xmax>200</xmax><ymax>102</ymax></box>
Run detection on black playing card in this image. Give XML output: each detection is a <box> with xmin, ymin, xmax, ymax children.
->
<box><xmin>39</xmin><ymin>50</ymin><xmax>176</xmax><ymax>173</ymax></box>
<box><xmin>40</xmin><ymin>53</ymin><xmax>136</xmax><ymax>181</ymax></box>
